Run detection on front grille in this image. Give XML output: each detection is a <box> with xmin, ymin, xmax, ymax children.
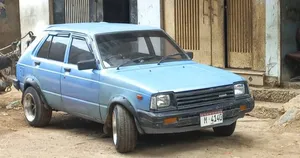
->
<box><xmin>175</xmin><ymin>85</ymin><xmax>234</xmax><ymax>110</ymax></box>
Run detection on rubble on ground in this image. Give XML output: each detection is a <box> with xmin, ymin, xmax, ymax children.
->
<box><xmin>273</xmin><ymin>95</ymin><xmax>300</xmax><ymax>130</ymax></box>
<box><xmin>1</xmin><ymin>112</ymin><xmax>8</xmax><ymax>116</ymax></box>
<box><xmin>5</xmin><ymin>100</ymin><xmax>21</xmax><ymax>110</ymax></box>
<box><xmin>248</xmin><ymin>102</ymin><xmax>285</xmax><ymax>119</ymax></box>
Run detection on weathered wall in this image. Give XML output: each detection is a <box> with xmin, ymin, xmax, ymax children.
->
<box><xmin>52</xmin><ymin>0</ymin><xmax>64</xmax><ymax>24</ymax></box>
<box><xmin>280</xmin><ymin>0</ymin><xmax>300</xmax><ymax>81</ymax></box>
<box><xmin>137</xmin><ymin>0</ymin><xmax>161</xmax><ymax>28</ymax></box>
<box><xmin>0</xmin><ymin>0</ymin><xmax>20</xmax><ymax>53</ymax></box>
<box><xmin>129</xmin><ymin>0</ymin><xmax>138</xmax><ymax>24</ymax></box>
<box><xmin>19</xmin><ymin>0</ymin><xmax>50</xmax><ymax>53</ymax></box>
<box><xmin>91</xmin><ymin>0</ymin><xmax>103</xmax><ymax>22</ymax></box>
<box><xmin>265</xmin><ymin>0</ymin><xmax>280</xmax><ymax>79</ymax></box>
<box><xmin>253</xmin><ymin>0</ymin><xmax>266</xmax><ymax>72</ymax></box>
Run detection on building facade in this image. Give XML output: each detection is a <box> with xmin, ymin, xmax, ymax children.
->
<box><xmin>18</xmin><ymin>0</ymin><xmax>300</xmax><ymax>86</ymax></box>
<box><xmin>19</xmin><ymin>0</ymin><xmax>140</xmax><ymax>52</ymax></box>
<box><xmin>138</xmin><ymin>0</ymin><xmax>300</xmax><ymax>87</ymax></box>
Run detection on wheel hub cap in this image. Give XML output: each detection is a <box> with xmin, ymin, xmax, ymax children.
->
<box><xmin>24</xmin><ymin>93</ymin><xmax>36</xmax><ymax>122</ymax></box>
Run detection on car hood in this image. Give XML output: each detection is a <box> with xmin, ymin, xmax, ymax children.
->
<box><xmin>109</xmin><ymin>61</ymin><xmax>245</xmax><ymax>93</ymax></box>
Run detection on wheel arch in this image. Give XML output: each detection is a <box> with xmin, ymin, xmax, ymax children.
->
<box><xmin>23</xmin><ymin>77</ymin><xmax>51</xmax><ymax>110</ymax></box>
<box><xmin>105</xmin><ymin>96</ymin><xmax>144</xmax><ymax>134</ymax></box>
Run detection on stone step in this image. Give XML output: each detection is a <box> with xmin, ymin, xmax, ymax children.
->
<box><xmin>250</xmin><ymin>87</ymin><xmax>300</xmax><ymax>103</ymax></box>
<box><xmin>226</xmin><ymin>68</ymin><xmax>264</xmax><ymax>86</ymax></box>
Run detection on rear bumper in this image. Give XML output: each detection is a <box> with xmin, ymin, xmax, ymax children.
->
<box><xmin>137</xmin><ymin>97</ymin><xmax>254</xmax><ymax>134</ymax></box>
<box><xmin>12</xmin><ymin>78</ymin><xmax>20</xmax><ymax>91</ymax></box>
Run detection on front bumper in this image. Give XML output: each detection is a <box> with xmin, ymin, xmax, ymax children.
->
<box><xmin>137</xmin><ymin>97</ymin><xmax>254</xmax><ymax>134</ymax></box>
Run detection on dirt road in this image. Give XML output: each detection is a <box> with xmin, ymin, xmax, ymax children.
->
<box><xmin>0</xmin><ymin>91</ymin><xmax>300</xmax><ymax>158</ymax></box>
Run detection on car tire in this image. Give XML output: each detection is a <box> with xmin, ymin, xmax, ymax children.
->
<box><xmin>213</xmin><ymin>121</ymin><xmax>236</xmax><ymax>137</ymax></box>
<box><xmin>112</xmin><ymin>105</ymin><xmax>137</xmax><ymax>153</ymax></box>
<box><xmin>23</xmin><ymin>87</ymin><xmax>52</xmax><ymax>127</ymax></box>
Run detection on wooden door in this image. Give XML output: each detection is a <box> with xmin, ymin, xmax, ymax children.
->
<box><xmin>163</xmin><ymin>0</ymin><xmax>225</xmax><ymax>67</ymax></box>
<box><xmin>227</xmin><ymin>0</ymin><xmax>253</xmax><ymax>69</ymax></box>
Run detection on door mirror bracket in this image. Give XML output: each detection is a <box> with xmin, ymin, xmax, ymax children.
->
<box><xmin>186</xmin><ymin>51</ymin><xmax>194</xmax><ymax>59</ymax></box>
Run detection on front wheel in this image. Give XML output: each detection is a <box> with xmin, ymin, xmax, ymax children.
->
<box><xmin>213</xmin><ymin>121</ymin><xmax>236</xmax><ymax>137</ymax></box>
<box><xmin>112</xmin><ymin>105</ymin><xmax>137</xmax><ymax>153</ymax></box>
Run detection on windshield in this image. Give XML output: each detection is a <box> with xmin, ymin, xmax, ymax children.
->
<box><xmin>96</xmin><ymin>30</ymin><xmax>189</xmax><ymax>68</ymax></box>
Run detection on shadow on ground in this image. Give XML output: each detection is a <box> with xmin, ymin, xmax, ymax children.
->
<box><xmin>45</xmin><ymin>112</ymin><xmax>254</xmax><ymax>156</ymax></box>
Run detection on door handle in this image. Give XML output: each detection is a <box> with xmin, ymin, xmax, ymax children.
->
<box><xmin>64</xmin><ymin>68</ymin><xmax>71</xmax><ymax>72</ymax></box>
<box><xmin>34</xmin><ymin>61</ymin><xmax>41</xmax><ymax>66</ymax></box>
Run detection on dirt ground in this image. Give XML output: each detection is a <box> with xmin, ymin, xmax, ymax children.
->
<box><xmin>0</xmin><ymin>90</ymin><xmax>300</xmax><ymax>158</ymax></box>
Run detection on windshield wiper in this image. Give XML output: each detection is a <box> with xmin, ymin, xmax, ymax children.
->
<box><xmin>157</xmin><ymin>53</ymin><xmax>184</xmax><ymax>65</ymax></box>
<box><xmin>117</xmin><ymin>56</ymin><xmax>157</xmax><ymax>70</ymax></box>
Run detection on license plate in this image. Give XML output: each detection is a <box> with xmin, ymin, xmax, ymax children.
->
<box><xmin>200</xmin><ymin>111</ymin><xmax>223</xmax><ymax>127</ymax></box>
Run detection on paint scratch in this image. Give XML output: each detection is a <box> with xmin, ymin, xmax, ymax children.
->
<box><xmin>267</xmin><ymin>57</ymin><xmax>277</xmax><ymax>76</ymax></box>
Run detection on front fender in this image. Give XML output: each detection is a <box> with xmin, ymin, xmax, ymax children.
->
<box><xmin>106</xmin><ymin>95</ymin><xmax>145</xmax><ymax>134</ymax></box>
<box><xmin>108</xmin><ymin>96</ymin><xmax>137</xmax><ymax>116</ymax></box>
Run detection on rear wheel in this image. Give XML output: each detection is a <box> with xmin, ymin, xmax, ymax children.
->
<box><xmin>112</xmin><ymin>105</ymin><xmax>137</xmax><ymax>153</ymax></box>
<box><xmin>213</xmin><ymin>121</ymin><xmax>236</xmax><ymax>136</ymax></box>
<box><xmin>23</xmin><ymin>87</ymin><xmax>52</xmax><ymax>127</ymax></box>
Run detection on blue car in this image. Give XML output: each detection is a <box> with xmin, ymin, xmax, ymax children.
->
<box><xmin>13</xmin><ymin>23</ymin><xmax>254</xmax><ymax>153</ymax></box>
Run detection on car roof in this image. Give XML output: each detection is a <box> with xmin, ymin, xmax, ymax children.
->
<box><xmin>45</xmin><ymin>22</ymin><xmax>162</xmax><ymax>35</ymax></box>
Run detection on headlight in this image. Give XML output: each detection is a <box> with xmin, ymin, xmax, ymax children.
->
<box><xmin>150</xmin><ymin>94</ymin><xmax>171</xmax><ymax>109</ymax></box>
<box><xmin>234</xmin><ymin>83</ymin><xmax>246</xmax><ymax>95</ymax></box>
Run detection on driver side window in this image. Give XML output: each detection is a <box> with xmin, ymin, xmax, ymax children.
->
<box><xmin>68</xmin><ymin>38</ymin><xmax>94</xmax><ymax>65</ymax></box>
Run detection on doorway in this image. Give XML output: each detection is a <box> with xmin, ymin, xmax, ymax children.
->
<box><xmin>225</xmin><ymin>0</ymin><xmax>253</xmax><ymax>69</ymax></box>
<box><xmin>281</xmin><ymin>0</ymin><xmax>300</xmax><ymax>82</ymax></box>
<box><xmin>163</xmin><ymin>0</ymin><xmax>225</xmax><ymax>68</ymax></box>
<box><xmin>103</xmin><ymin>0</ymin><xmax>130</xmax><ymax>23</ymax></box>
<box><xmin>163</xmin><ymin>0</ymin><xmax>256</xmax><ymax>69</ymax></box>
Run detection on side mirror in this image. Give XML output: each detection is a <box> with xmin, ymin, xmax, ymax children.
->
<box><xmin>78</xmin><ymin>59</ymin><xmax>98</xmax><ymax>70</ymax></box>
<box><xmin>186</xmin><ymin>51</ymin><xmax>194</xmax><ymax>59</ymax></box>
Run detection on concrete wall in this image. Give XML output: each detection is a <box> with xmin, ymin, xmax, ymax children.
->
<box><xmin>280</xmin><ymin>0</ymin><xmax>300</xmax><ymax>81</ymax></box>
<box><xmin>19</xmin><ymin>0</ymin><xmax>50</xmax><ymax>53</ymax></box>
<box><xmin>137</xmin><ymin>0</ymin><xmax>161</xmax><ymax>28</ymax></box>
<box><xmin>0</xmin><ymin>0</ymin><xmax>20</xmax><ymax>53</ymax></box>
<box><xmin>129</xmin><ymin>0</ymin><xmax>138</xmax><ymax>24</ymax></box>
<box><xmin>265</xmin><ymin>0</ymin><xmax>281</xmax><ymax>79</ymax></box>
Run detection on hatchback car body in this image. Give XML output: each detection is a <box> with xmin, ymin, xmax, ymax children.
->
<box><xmin>14</xmin><ymin>22</ymin><xmax>254</xmax><ymax>153</ymax></box>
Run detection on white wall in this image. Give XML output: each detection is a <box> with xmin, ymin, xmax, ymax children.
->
<box><xmin>137</xmin><ymin>0</ymin><xmax>161</xmax><ymax>28</ymax></box>
<box><xmin>19</xmin><ymin>0</ymin><xmax>50</xmax><ymax>53</ymax></box>
<box><xmin>265</xmin><ymin>0</ymin><xmax>280</xmax><ymax>79</ymax></box>
<box><xmin>137</xmin><ymin>0</ymin><xmax>162</xmax><ymax>54</ymax></box>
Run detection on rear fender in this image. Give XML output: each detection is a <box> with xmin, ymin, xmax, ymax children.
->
<box><xmin>23</xmin><ymin>77</ymin><xmax>51</xmax><ymax>110</ymax></box>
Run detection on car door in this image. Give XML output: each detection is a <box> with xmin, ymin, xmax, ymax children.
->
<box><xmin>61</xmin><ymin>35</ymin><xmax>102</xmax><ymax>121</ymax></box>
<box><xmin>32</xmin><ymin>34</ymin><xmax>70</xmax><ymax>111</ymax></box>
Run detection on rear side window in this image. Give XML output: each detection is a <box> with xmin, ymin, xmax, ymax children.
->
<box><xmin>68</xmin><ymin>38</ymin><xmax>94</xmax><ymax>65</ymax></box>
<box><xmin>48</xmin><ymin>36</ymin><xmax>69</xmax><ymax>62</ymax></box>
<box><xmin>37</xmin><ymin>36</ymin><xmax>52</xmax><ymax>58</ymax></box>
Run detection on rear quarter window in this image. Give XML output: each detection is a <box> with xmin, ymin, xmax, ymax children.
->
<box><xmin>48</xmin><ymin>36</ymin><xmax>69</xmax><ymax>62</ymax></box>
<box><xmin>37</xmin><ymin>36</ymin><xmax>53</xmax><ymax>58</ymax></box>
